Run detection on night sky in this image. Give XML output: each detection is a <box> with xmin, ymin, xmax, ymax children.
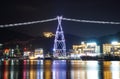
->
<box><xmin>0</xmin><ymin>0</ymin><xmax>120</xmax><ymax>37</ymax></box>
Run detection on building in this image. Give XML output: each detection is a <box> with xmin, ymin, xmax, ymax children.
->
<box><xmin>34</xmin><ymin>48</ymin><xmax>44</xmax><ymax>58</ymax></box>
<box><xmin>72</xmin><ymin>41</ymin><xmax>100</xmax><ymax>57</ymax></box>
<box><xmin>103</xmin><ymin>41</ymin><xmax>120</xmax><ymax>55</ymax></box>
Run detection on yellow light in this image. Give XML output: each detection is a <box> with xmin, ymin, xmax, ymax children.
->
<box><xmin>29</xmin><ymin>56</ymin><xmax>36</xmax><ymax>60</ymax></box>
<box><xmin>43</xmin><ymin>32</ymin><xmax>54</xmax><ymax>38</ymax></box>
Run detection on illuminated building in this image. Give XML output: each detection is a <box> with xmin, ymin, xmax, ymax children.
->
<box><xmin>4</xmin><ymin>49</ymin><xmax>10</xmax><ymax>56</ymax></box>
<box><xmin>103</xmin><ymin>41</ymin><xmax>120</xmax><ymax>55</ymax></box>
<box><xmin>72</xmin><ymin>41</ymin><xmax>100</xmax><ymax>56</ymax></box>
<box><xmin>23</xmin><ymin>51</ymin><xmax>30</xmax><ymax>57</ymax></box>
<box><xmin>34</xmin><ymin>48</ymin><xmax>44</xmax><ymax>58</ymax></box>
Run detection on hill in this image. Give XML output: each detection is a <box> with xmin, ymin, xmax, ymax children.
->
<box><xmin>1</xmin><ymin>28</ymin><xmax>120</xmax><ymax>52</ymax></box>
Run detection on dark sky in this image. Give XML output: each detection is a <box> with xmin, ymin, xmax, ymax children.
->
<box><xmin>0</xmin><ymin>0</ymin><xmax>120</xmax><ymax>37</ymax></box>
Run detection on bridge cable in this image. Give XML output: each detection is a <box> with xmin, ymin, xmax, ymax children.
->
<box><xmin>0</xmin><ymin>18</ymin><xmax>57</xmax><ymax>28</ymax></box>
<box><xmin>62</xmin><ymin>18</ymin><xmax>120</xmax><ymax>24</ymax></box>
<box><xmin>1</xmin><ymin>17</ymin><xmax>120</xmax><ymax>28</ymax></box>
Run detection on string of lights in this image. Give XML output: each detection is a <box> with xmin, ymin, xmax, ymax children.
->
<box><xmin>0</xmin><ymin>16</ymin><xmax>120</xmax><ymax>28</ymax></box>
<box><xmin>62</xmin><ymin>18</ymin><xmax>120</xmax><ymax>24</ymax></box>
<box><xmin>0</xmin><ymin>18</ymin><xmax>57</xmax><ymax>28</ymax></box>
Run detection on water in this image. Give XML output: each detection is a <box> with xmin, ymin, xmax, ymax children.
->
<box><xmin>0</xmin><ymin>59</ymin><xmax>120</xmax><ymax>79</ymax></box>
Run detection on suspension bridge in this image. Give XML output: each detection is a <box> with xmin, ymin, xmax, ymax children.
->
<box><xmin>0</xmin><ymin>16</ymin><xmax>120</xmax><ymax>59</ymax></box>
<box><xmin>0</xmin><ymin>16</ymin><xmax>120</xmax><ymax>28</ymax></box>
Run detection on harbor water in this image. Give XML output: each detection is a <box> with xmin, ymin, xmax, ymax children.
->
<box><xmin>0</xmin><ymin>59</ymin><xmax>120</xmax><ymax>79</ymax></box>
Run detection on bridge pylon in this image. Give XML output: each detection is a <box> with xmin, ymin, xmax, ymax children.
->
<box><xmin>53</xmin><ymin>16</ymin><xmax>66</xmax><ymax>57</ymax></box>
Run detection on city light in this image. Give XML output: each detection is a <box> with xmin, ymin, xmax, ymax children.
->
<box><xmin>0</xmin><ymin>43</ymin><xmax>2</xmax><ymax>46</ymax></box>
<box><xmin>29</xmin><ymin>56</ymin><xmax>36</xmax><ymax>60</ymax></box>
<box><xmin>43</xmin><ymin>32</ymin><xmax>54</xmax><ymax>38</ymax></box>
<box><xmin>111</xmin><ymin>41</ymin><xmax>118</xmax><ymax>45</ymax></box>
<box><xmin>87</xmin><ymin>42</ymin><xmax>97</xmax><ymax>46</ymax></box>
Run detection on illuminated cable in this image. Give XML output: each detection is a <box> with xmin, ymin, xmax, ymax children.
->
<box><xmin>62</xmin><ymin>18</ymin><xmax>120</xmax><ymax>24</ymax></box>
<box><xmin>0</xmin><ymin>18</ymin><xmax>57</xmax><ymax>28</ymax></box>
<box><xmin>1</xmin><ymin>16</ymin><xmax>120</xmax><ymax>28</ymax></box>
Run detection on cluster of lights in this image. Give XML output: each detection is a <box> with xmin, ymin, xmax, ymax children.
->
<box><xmin>43</xmin><ymin>32</ymin><xmax>54</xmax><ymax>38</ymax></box>
<box><xmin>111</xmin><ymin>41</ymin><xmax>118</xmax><ymax>45</ymax></box>
<box><xmin>87</xmin><ymin>42</ymin><xmax>97</xmax><ymax>46</ymax></box>
<box><xmin>0</xmin><ymin>18</ymin><xmax>57</xmax><ymax>28</ymax></box>
<box><xmin>62</xmin><ymin>18</ymin><xmax>120</xmax><ymax>24</ymax></box>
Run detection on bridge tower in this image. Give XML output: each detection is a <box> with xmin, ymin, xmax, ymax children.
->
<box><xmin>53</xmin><ymin>16</ymin><xmax>66</xmax><ymax>57</ymax></box>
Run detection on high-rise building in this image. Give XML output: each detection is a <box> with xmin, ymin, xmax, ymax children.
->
<box><xmin>103</xmin><ymin>42</ymin><xmax>120</xmax><ymax>55</ymax></box>
<box><xmin>34</xmin><ymin>48</ymin><xmax>44</xmax><ymax>58</ymax></box>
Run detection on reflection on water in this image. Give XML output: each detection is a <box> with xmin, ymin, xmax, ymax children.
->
<box><xmin>0</xmin><ymin>59</ymin><xmax>120</xmax><ymax>79</ymax></box>
<box><xmin>52</xmin><ymin>60</ymin><xmax>67</xmax><ymax>79</ymax></box>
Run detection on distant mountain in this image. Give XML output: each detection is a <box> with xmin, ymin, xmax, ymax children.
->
<box><xmin>1</xmin><ymin>28</ymin><xmax>120</xmax><ymax>52</ymax></box>
<box><xmin>0</xmin><ymin>28</ymin><xmax>33</xmax><ymax>48</ymax></box>
<box><xmin>28</xmin><ymin>34</ymin><xmax>85</xmax><ymax>52</ymax></box>
<box><xmin>98</xmin><ymin>32</ymin><xmax>120</xmax><ymax>44</ymax></box>
<box><xmin>0</xmin><ymin>28</ymin><xmax>86</xmax><ymax>51</ymax></box>
<box><xmin>0</xmin><ymin>28</ymin><xmax>32</xmax><ymax>42</ymax></box>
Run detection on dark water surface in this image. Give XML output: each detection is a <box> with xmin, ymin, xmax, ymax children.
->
<box><xmin>0</xmin><ymin>60</ymin><xmax>120</xmax><ymax>79</ymax></box>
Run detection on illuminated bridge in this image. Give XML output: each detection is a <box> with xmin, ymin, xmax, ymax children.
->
<box><xmin>0</xmin><ymin>16</ymin><xmax>120</xmax><ymax>59</ymax></box>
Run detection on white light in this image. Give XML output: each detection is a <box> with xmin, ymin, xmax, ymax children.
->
<box><xmin>53</xmin><ymin>48</ymin><xmax>55</xmax><ymax>51</ymax></box>
<box><xmin>0</xmin><ymin>44</ymin><xmax>2</xmax><ymax>46</ymax></box>
<box><xmin>81</xmin><ymin>41</ymin><xmax>85</xmax><ymax>44</ymax></box>
<box><xmin>111</xmin><ymin>41</ymin><xmax>118</xmax><ymax>45</ymax></box>
<box><xmin>62</xmin><ymin>17</ymin><xmax>120</xmax><ymax>24</ymax></box>
<box><xmin>87</xmin><ymin>42</ymin><xmax>97</xmax><ymax>46</ymax></box>
<box><xmin>0</xmin><ymin>18</ymin><xmax>57</xmax><ymax>28</ymax></box>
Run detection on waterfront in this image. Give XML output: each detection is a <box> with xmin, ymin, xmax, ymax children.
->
<box><xmin>0</xmin><ymin>60</ymin><xmax>120</xmax><ymax>79</ymax></box>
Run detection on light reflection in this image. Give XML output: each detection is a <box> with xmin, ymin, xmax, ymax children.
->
<box><xmin>30</xmin><ymin>60</ymin><xmax>37</xmax><ymax>79</ymax></box>
<box><xmin>111</xmin><ymin>61</ymin><xmax>120</xmax><ymax>70</ymax></box>
<box><xmin>14</xmin><ymin>68</ymin><xmax>18</xmax><ymax>79</ymax></box>
<box><xmin>44</xmin><ymin>60</ymin><xmax>52</xmax><ymax>79</ymax></box>
<box><xmin>10</xmin><ymin>65</ymin><xmax>14</xmax><ymax>79</ymax></box>
<box><xmin>71</xmin><ymin>60</ymin><xmax>100</xmax><ymax>79</ymax></box>
<box><xmin>2</xmin><ymin>60</ymin><xmax>120</xmax><ymax>79</ymax></box>
<box><xmin>11</xmin><ymin>60</ymin><xmax>14</xmax><ymax>65</ymax></box>
<box><xmin>104</xmin><ymin>70</ymin><xmax>112</xmax><ymax>79</ymax></box>
<box><xmin>37</xmin><ymin>60</ymin><xmax>43</xmax><ymax>79</ymax></box>
<box><xmin>111</xmin><ymin>61</ymin><xmax>120</xmax><ymax>79</ymax></box>
<box><xmin>26</xmin><ymin>61</ymin><xmax>30</xmax><ymax>79</ymax></box>
<box><xmin>86</xmin><ymin>61</ymin><xmax>99</xmax><ymax>79</ymax></box>
<box><xmin>87</xmin><ymin>61</ymin><xmax>100</xmax><ymax>79</ymax></box>
<box><xmin>86</xmin><ymin>61</ymin><xmax>99</xmax><ymax>69</ymax></box>
<box><xmin>23</xmin><ymin>60</ymin><xmax>27</xmax><ymax>79</ymax></box>
<box><xmin>3</xmin><ymin>65</ymin><xmax>8</xmax><ymax>79</ymax></box>
<box><xmin>103</xmin><ymin>61</ymin><xmax>120</xmax><ymax>79</ymax></box>
<box><xmin>52</xmin><ymin>60</ymin><xmax>67</xmax><ymax>79</ymax></box>
<box><xmin>87</xmin><ymin>70</ymin><xmax>99</xmax><ymax>79</ymax></box>
<box><xmin>71</xmin><ymin>60</ymin><xmax>87</xmax><ymax>79</ymax></box>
